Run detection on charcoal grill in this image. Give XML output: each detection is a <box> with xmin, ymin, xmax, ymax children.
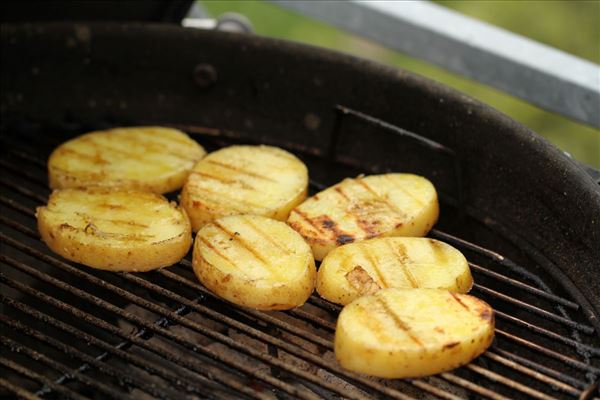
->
<box><xmin>1</xmin><ymin>23</ymin><xmax>599</xmax><ymax>400</ymax></box>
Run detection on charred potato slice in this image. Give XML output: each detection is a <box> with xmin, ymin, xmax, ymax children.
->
<box><xmin>181</xmin><ymin>145</ymin><xmax>308</xmax><ymax>231</ymax></box>
<box><xmin>287</xmin><ymin>174</ymin><xmax>438</xmax><ymax>260</ymax></box>
<box><xmin>318</xmin><ymin>237</ymin><xmax>473</xmax><ymax>305</ymax></box>
<box><xmin>48</xmin><ymin>126</ymin><xmax>206</xmax><ymax>194</ymax></box>
<box><xmin>193</xmin><ymin>215</ymin><xmax>316</xmax><ymax>310</ymax></box>
<box><xmin>335</xmin><ymin>288</ymin><xmax>494</xmax><ymax>378</ymax></box>
<box><xmin>37</xmin><ymin>188</ymin><xmax>192</xmax><ymax>271</ymax></box>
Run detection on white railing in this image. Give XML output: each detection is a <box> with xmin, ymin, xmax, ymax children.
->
<box><xmin>269</xmin><ymin>0</ymin><xmax>600</xmax><ymax>129</ymax></box>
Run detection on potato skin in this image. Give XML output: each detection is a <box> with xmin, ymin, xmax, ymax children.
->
<box><xmin>37</xmin><ymin>188</ymin><xmax>192</xmax><ymax>272</ymax></box>
<box><xmin>48</xmin><ymin>126</ymin><xmax>206</xmax><ymax>194</ymax></box>
<box><xmin>181</xmin><ymin>145</ymin><xmax>308</xmax><ymax>231</ymax></box>
<box><xmin>317</xmin><ymin>237</ymin><xmax>473</xmax><ymax>305</ymax></box>
<box><xmin>288</xmin><ymin>174</ymin><xmax>439</xmax><ymax>261</ymax></box>
<box><xmin>192</xmin><ymin>215</ymin><xmax>316</xmax><ymax>310</ymax></box>
<box><xmin>334</xmin><ymin>288</ymin><xmax>495</xmax><ymax>379</ymax></box>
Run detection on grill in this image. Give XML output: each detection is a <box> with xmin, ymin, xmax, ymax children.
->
<box><xmin>1</xmin><ymin>23</ymin><xmax>599</xmax><ymax>400</ymax></box>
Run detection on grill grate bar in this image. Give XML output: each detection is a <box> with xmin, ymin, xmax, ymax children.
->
<box><xmin>5</xmin><ymin>148</ymin><xmax>47</xmax><ymax>169</ymax></box>
<box><xmin>288</xmin><ymin>308</ymin><xmax>337</xmax><ymax>331</ymax></box>
<box><xmin>429</xmin><ymin>228</ymin><xmax>581</xmax><ymax>314</ymax></box>
<box><xmin>0</xmin><ymin>238</ymin><xmax>375</xmax><ymax>400</ymax></box>
<box><xmin>122</xmin><ymin>271</ymin><xmax>458</xmax><ymax>400</ymax></box>
<box><xmin>473</xmin><ymin>283</ymin><xmax>593</xmax><ymax>333</ymax></box>
<box><xmin>307</xmin><ymin>295</ymin><xmax>342</xmax><ymax>313</ymax></box>
<box><xmin>0</xmin><ymin>159</ymin><xmax>47</xmax><ymax>187</ymax></box>
<box><xmin>492</xmin><ymin>348</ymin><xmax>588</xmax><ymax>389</ymax></box>
<box><xmin>440</xmin><ymin>372</ymin><xmax>513</xmax><ymax>400</ymax></box>
<box><xmin>0</xmin><ymin>335</ymin><xmax>128</xmax><ymax>400</ymax></box>
<box><xmin>430</xmin><ymin>229</ymin><xmax>511</xmax><ymax>262</ymax></box>
<box><xmin>161</xmin><ymin>255</ymin><xmax>592</xmax><ymax>396</ymax></box>
<box><xmin>1</xmin><ymin>178</ymin><xmax>49</xmax><ymax>204</ymax></box>
<box><xmin>468</xmin><ymin>262</ymin><xmax>579</xmax><ymax>309</ymax></box>
<box><xmin>0</xmin><ymin>296</ymin><xmax>260</xmax><ymax>400</ymax></box>
<box><xmin>483</xmin><ymin>351</ymin><xmax>580</xmax><ymax>397</ymax></box>
<box><xmin>181</xmin><ymin>256</ymin><xmax>600</xmax><ymax>383</ymax></box>
<box><xmin>495</xmin><ymin>310</ymin><xmax>600</xmax><ymax>355</ymax></box>
<box><xmin>408</xmin><ymin>381</ymin><xmax>463</xmax><ymax>400</ymax></box>
<box><xmin>465</xmin><ymin>363</ymin><xmax>559</xmax><ymax>400</ymax></box>
<box><xmin>0</xmin><ymin>287</ymin><xmax>188</xmax><ymax>400</ymax></box>
<box><xmin>0</xmin><ymin>195</ymin><xmax>36</xmax><ymax>218</ymax></box>
<box><xmin>495</xmin><ymin>329</ymin><xmax>600</xmax><ymax>374</ymax></box>
<box><xmin>0</xmin><ymin>252</ymin><xmax>315</xmax><ymax>400</ymax></box>
<box><xmin>158</xmin><ymin>269</ymin><xmax>335</xmax><ymax>350</ymax></box>
<box><xmin>0</xmin><ymin>377</ymin><xmax>41</xmax><ymax>400</ymax></box>
<box><xmin>0</xmin><ymin>304</ymin><xmax>219</xmax><ymax>400</ymax></box>
<box><xmin>159</xmin><ymin>265</ymin><xmax>592</xmax><ymax>399</ymax></box>
<box><xmin>0</xmin><ymin>357</ymin><xmax>89</xmax><ymax>400</ymax></box>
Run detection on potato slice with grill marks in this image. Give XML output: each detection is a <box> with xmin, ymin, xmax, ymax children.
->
<box><xmin>287</xmin><ymin>173</ymin><xmax>438</xmax><ymax>260</ymax></box>
<box><xmin>335</xmin><ymin>288</ymin><xmax>494</xmax><ymax>378</ymax></box>
<box><xmin>37</xmin><ymin>188</ymin><xmax>192</xmax><ymax>271</ymax></box>
<box><xmin>192</xmin><ymin>215</ymin><xmax>316</xmax><ymax>310</ymax></box>
<box><xmin>48</xmin><ymin>126</ymin><xmax>206</xmax><ymax>194</ymax></box>
<box><xmin>181</xmin><ymin>145</ymin><xmax>308</xmax><ymax>231</ymax></box>
<box><xmin>317</xmin><ymin>237</ymin><xmax>473</xmax><ymax>305</ymax></box>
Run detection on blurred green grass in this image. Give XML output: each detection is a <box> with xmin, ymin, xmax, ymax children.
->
<box><xmin>200</xmin><ymin>0</ymin><xmax>600</xmax><ymax>168</ymax></box>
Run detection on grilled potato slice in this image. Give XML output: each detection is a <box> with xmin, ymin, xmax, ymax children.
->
<box><xmin>181</xmin><ymin>145</ymin><xmax>308</xmax><ymax>231</ymax></box>
<box><xmin>37</xmin><ymin>188</ymin><xmax>192</xmax><ymax>271</ymax></box>
<box><xmin>192</xmin><ymin>215</ymin><xmax>316</xmax><ymax>310</ymax></box>
<box><xmin>317</xmin><ymin>237</ymin><xmax>472</xmax><ymax>305</ymax></box>
<box><xmin>335</xmin><ymin>288</ymin><xmax>494</xmax><ymax>378</ymax></box>
<box><xmin>48</xmin><ymin>126</ymin><xmax>206</xmax><ymax>194</ymax></box>
<box><xmin>287</xmin><ymin>174</ymin><xmax>438</xmax><ymax>260</ymax></box>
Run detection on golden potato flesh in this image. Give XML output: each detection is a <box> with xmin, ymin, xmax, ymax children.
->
<box><xmin>37</xmin><ymin>188</ymin><xmax>192</xmax><ymax>271</ymax></box>
<box><xmin>287</xmin><ymin>174</ymin><xmax>439</xmax><ymax>260</ymax></box>
<box><xmin>48</xmin><ymin>126</ymin><xmax>206</xmax><ymax>194</ymax></box>
<box><xmin>192</xmin><ymin>215</ymin><xmax>316</xmax><ymax>310</ymax></box>
<box><xmin>317</xmin><ymin>237</ymin><xmax>473</xmax><ymax>305</ymax></box>
<box><xmin>181</xmin><ymin>145</ymin><xmax>308</xmax><ymax>231</ymax></box>
<box><xmin>335</xmin><ymin>288</ymin><xmax>494</xmax><ymax>378</ymax></box>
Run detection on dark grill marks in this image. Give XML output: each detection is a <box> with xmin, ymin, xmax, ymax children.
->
<box><xmin>190</xmin><ymin>186</ymin><xmax>263</xmax><ymax>210</ymax></box>
<box><xmin>376</xmin><ymin>298</ymin><xmax>424</xmax><ymax>348</ymax></box>
<box><xmin>360</xmin><ymin>244</ymin><xmax>389</xmax><ymax>289</ymax></box>
<box><xmin>213</xmin><ymin>220</ymin><xmax>270</xmax><ymax>266</ymax></box>
<box><xmin>383</xmin><ymin>174</ymin><xmax>425</xmax><ymax>207</ymax></box>
<box><xmin>88</xmin><ymin>137</ymin><xmax>159</xmax><ymax>166</ymax></box>
<box><xmin>198</xmin><ymin>234</ymin><xmax>237</xmax><ymax>266</ymax></box>
<box><xmin>428</xmin><ymin>239</ymin><xmax>449</xmax><ymax>265</ymax></box>
<box><xmin>243</xmin><ymin>216</ymin><xmax>288</xmax><ymax>253</ymax></box>
<box><xmin>385</xmin><ymin>241</ymin><xmax>419</xmax><ymax>288</ymax></box>
<box><xmin>206</xmin><ymin>159</ymin><xmax>277</xmax><ymax>183</ymax></box>
<box><xmin>100</xmin><ymin>219</ymin><xmax>149</xmax><ymax>228</ymax></box>
<box><xmin>334</xmin><ymin>186</ymin><xmax>350</xmax><ymax>201</ymax></box>
<box><xmin>60</xmin><ymin>222</ymin><xmax>152</xmax><ymax>242</ymax></box>
<box><xmin>190</xmin><ymin>171</ymin><xmax>257</xmax><ymax>191</ymax></box>
<box><xmin>450</xmin><ymin>292</ymin><xmax>471</xmax><ymax>311</ymax></box>
<box><xmin>56</xmin><ymin>147</ymin><xmax>108</xmax><ymax>165</ymax></box>
<box><xmin>112</xmin><ymin>132</ymin><xmax>197</xmax><ymax>161</ymax></box>
<box><xmin>355</xmin><ymin>179</ymin><xmax>407</xmax><ymax>220</ymax></box>
<box><xmin>290</xmin><ymin>209</ymin><xmax>328</xmax><ymax>236</ymax></box>
<box><xmin>316</xmin><ymin>216</ymin><xmax>355</xmax><ymax>245</ymax></box>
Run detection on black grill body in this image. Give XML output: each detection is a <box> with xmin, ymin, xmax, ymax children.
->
<box><xmin>1</xmin><ymin>24</ymin><xmax>599</xmax><ymax>399</ymax></box>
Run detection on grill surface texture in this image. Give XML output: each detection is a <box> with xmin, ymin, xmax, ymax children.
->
<box><xmin>1</xmin><ymin>129</ymin><xmax>599</xmax><ymax>400</ymax></box>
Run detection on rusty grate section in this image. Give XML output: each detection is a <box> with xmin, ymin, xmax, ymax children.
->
<box><xmin>1</xmin><ymin>127</ymin><xmax>599</xmax><ymax>400</ymax></box>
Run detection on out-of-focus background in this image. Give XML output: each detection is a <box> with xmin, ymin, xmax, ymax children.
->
<box><xmin>199</xmin><ymin>0</ymin><xmax>600</xmax><ymax>167</ymax></box>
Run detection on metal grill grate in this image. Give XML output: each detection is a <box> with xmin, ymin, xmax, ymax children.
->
<box><xmin>1</xmin><ymin>126</ymin><xmax>599</xmax><ymax>400</ymax></box>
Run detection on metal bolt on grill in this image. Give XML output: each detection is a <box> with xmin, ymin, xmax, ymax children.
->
<box><xmin>1</xmin><ymin>108</ymin><xmax>599</xmax><ymax>400</ymax></box>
